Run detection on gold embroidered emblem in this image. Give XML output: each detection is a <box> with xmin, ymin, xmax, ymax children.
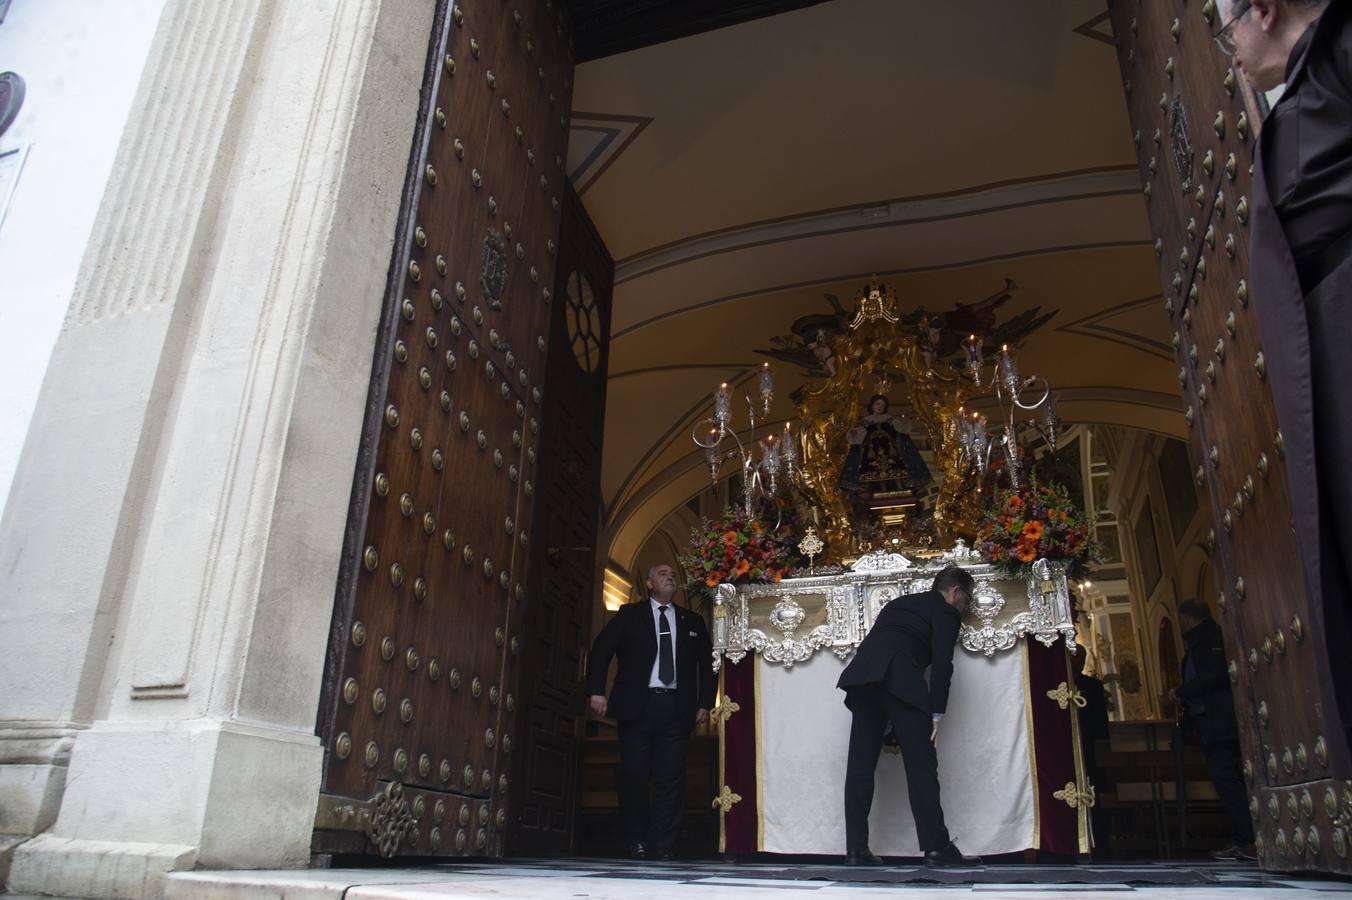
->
<box><xmin>1046</xmin><ymin>681</ymin><xmax>1087</xmax><ymax>710</ymax></box>
<box><xmin>1053</xmin><ymin>781</ymin><xmax>1097</xmax><ymax>809</ymax></box>
<box><xmin>710</xmin><ymin>699</ymin><xmax>741</xmax><ymax>724</ymax></box>
<box><xmin>712</xmin><ymin>785</ymin><xmax>743</xmax><ymax>813</ymax></box>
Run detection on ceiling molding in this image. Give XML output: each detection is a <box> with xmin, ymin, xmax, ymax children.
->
<box><xmin>615</xmin><ymin>166</ymin><xmax>1140</xmax><ymax>281</ymax></box>
<box><xmin>609</xmin><ymin>361</ymin><xmax>755</xmax><ymax>381</ymax></box>
<box><xmin>612</xmin><ymin>238</ymin><xmax>1153</xmax><ymax>341</ymax></box>
<box><xmin>568</xmin><ymin>112</ymin><xmax>653</xmax><ymax>194</ymax></box>
<box><xmin>1072</xmin><ymin>11</ymin><xmax>1116</xmax><ymax>46</ymax></box>
<box><xmin>1055</xmin><ymin>293</ymin><xmax>1173</xmax><ymax>360</ymax></box>
<box><xmin>606</xmin><ymin>366</ymin><xmax>756</xmax><ymax>519</ymax></box>
<box><xmin>605</xmin><ymin>414</ymin><xmax>799</xmax><ymax>538</ymax></box>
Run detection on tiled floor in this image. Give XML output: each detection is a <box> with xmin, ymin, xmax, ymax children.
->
<box><xmin>157</xmin><ymin>857</ymin><xmax>1352</xmax><ymax>899</ymax></box>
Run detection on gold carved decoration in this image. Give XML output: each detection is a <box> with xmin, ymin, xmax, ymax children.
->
<box><xmin>1053</xmin><ymin>781</ymin><xmax>1097</xmax><ymax>809</ymax></box>
<box><xmin>711</xmin><ymin>785</ymin><xmax>743</xmax><ymax>813</ymax></box>
<box><xmin>797</xmin><ymin>527</ymin><xmax>825</xmax><ymax>571</ymax></box>
<box><xmin>1046</xmin><ymin>681</ymin><xmax>1087</xmax><ymax>710</ymax></box>
<box><xmin>710</xmin><ymin>698</ymin><xmax>741</xmax><ymax>724</ymax></box>
<box><xmin>795</xmin><ymin>281</ymin><xmax>982</xmax><ymax>555</ymax></box>
<box><xmin>847</xmin><ymin>282</ymin><xmax>900</xmax><ymax>328</ymax></box>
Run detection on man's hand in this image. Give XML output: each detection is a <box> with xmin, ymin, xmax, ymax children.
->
<box><xmin>589</xmin><ymin>694</ymin><xmax>607</xmax><ymax>718</ymax></box>
<box><xmin>695</xmin><ymin>708</ymin><xmax>709</xmax><ymax>725</ymax></box>
<box><xmin>930</xmin><ymin>718</ymin><xmax>940</xmax><ymax>746</ymax></box>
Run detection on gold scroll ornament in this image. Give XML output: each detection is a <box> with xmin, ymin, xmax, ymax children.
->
<box><xmin>794</xmin><ymin>281</ymin><xmax>984</xmax><ymax>557</ymax></box>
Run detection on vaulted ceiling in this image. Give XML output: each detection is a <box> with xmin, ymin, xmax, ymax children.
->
<box><xmin>565</xmin><ymin>0</ymin><xmax>1174</xmax><ymax>570</ymax></box>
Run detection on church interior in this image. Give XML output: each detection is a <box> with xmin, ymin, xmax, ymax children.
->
<box><xmin>571</xmin><ymin>0</ymin><xmax>1214</xmax><ymax>858</ymax></box>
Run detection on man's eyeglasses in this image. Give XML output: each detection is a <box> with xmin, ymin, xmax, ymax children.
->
<box><xmin>1214</xmin><ymin>1</ymin><xmax>1252</xmax><ymax>56</ymax></box>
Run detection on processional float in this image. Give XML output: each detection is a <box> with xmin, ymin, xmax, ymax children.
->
<box><xmin>688</xmin><ymin>280</ymin><xmax>1096</xmax><ymax>857</ymax></box>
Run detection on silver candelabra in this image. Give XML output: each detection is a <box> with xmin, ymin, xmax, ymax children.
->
<box><xmin>693</xmin><ymin>363</ymin><xmax>797</xmax><ymax>516</ymax></box>
<box><xmin>954</xmin><ymin>339</ymin><xmax>1060</xmax><ymax>489</ymax></box>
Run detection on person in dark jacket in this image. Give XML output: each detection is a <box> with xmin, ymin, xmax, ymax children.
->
<box><xmin>1222</xmin><ymin>0</ymin><xmax>1352</xmax><ymax>751</ymax></box>
<box><xmin>586</xmin><ymin>564</ymin><xmax>715</xmax><ymax>861</ymax></box>
<box><xmin>1172</xmin><ymin>600</ymin><xmax>1255</xmax><ymax>861</ymax></box>
<box><xmin>836</xmin><ymin>565</ymin><xmax>980</xmax><ymax>867</ymax></box>
<box><xmin>1072</xmin><ymin>646</ymin><xmax>1112</xmax><ymax>855</ymax></box>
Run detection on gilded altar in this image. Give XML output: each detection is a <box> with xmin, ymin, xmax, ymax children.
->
<box><xmin>710</xmin><ymin>550</ymin><xmax>1093</xmax><ymax>859</ymax></box>
<box><xmin>764</xmin><ymin>277</ymin><xmax>1058</xmax><ymax>560</ymax></box>
<box><xmin>793</xmin><ymin>283</ymin><xmax>983</xmax><ymax>555</ymax></box>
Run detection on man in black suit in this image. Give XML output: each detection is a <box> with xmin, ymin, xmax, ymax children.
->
<box><xmin>586</xmin><ymin>563</ymin><xmax>715</xmax><ymax>861</ymax></box>
<box><xmin>837</xmin><ymin>565</ymin><xmax>980</xmax><ymax>867</ymax></box>
<box><xmin>1172</xmin><ymin>600</ymin><xmax>1255</xmax><ymax>861</ymax></box>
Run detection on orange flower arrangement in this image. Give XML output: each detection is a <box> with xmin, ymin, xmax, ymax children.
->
<box><xmin>680</xmin><ymin>506</ymin><xmax>798</xmax><ymax>598</ymax></box>
<box><xmin>976</xmin><ymin>476</ymin><xmax>1101</xmax><ymax>576</ymax></box>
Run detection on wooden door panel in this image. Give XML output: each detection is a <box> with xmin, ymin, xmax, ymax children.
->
<box><xmin>316</xmin><ymin>0</ymin><xmax>575</xmax><ymax>858</ymax></box>
<box><xmin>1109</xmin><ymin>0</ymin><xmax>1350</xmax><ymax>873</ymax></box>
<box><xmin>509</xmin><ymin>184</ymin><xmax>613</xmax><ymax>855</ymax></box>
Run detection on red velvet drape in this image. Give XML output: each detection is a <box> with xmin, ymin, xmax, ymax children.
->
<box><xmin>719</xmin><ymin>656</ymin><xmax>759</xmax><ymax>854</ymax></box>
<box><xmin>1025</xmin><ymin>638</ymin><xmax>1089</xmax><ymax>855</ymax></box>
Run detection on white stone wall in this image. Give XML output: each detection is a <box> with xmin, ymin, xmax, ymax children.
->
<box><xmin>0</xmin><ymin>0</ymin><xmax>169</xmax><ymax>514</ymax></box>
<box><xmin>1</xmin><ymin>0</ymin><xmax>436</xmax><ymax>896</ymax></box>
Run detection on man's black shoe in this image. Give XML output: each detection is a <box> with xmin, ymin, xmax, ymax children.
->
<box><xmin>628</xmin><ymin>842</ymin><xmax>647</xmax><ymax>861</ymax></box>
<box><xmin>924</xmin><ymin>842</ymin><xmax>981</xmax><ymax>866</ymax></box>
<box><xmin>844</xmin><ymin>849</ymin><xmax>884</xmax><ymax>866</ymax></box>
<box><xmin>653</xmin><ymin>848</ymin><xmax>676</xmax><ymax>861</ymax></box>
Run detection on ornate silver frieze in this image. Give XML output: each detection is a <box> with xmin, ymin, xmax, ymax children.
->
<box><xmin>959</xmin><ymin>581</ymin><xmax>1020</xmax><ymax>656</ymax></box>
<box><xmin>713</xmin><ymin>547</ymin><xmax>1076</xmax><ymax>669</ymax></box>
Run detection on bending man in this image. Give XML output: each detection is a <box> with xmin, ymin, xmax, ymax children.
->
<box><xmin>837</xmin><ymin>565</ymin><xmax>980</xmax><ymax>867</ymax></box>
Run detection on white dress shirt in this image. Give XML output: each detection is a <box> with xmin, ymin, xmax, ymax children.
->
<box><xmin>647</xmin><ymin>596</ymin><xmax>678</xmax><ymax>688</ymax></box>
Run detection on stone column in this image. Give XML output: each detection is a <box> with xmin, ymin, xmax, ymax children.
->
<box><xmin>2</xmin><ymin>0</ymin><xmax>434</xmax><ymax>896</ymax></box>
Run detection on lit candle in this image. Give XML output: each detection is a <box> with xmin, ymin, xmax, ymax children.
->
<box><xmin>759</xmin><ymin>363</ymin><xmax>774</xmax><ymax>414</ymax></box>
<box><xmin>762</xmin><ymin>434</ymin><xmax>780</xmax><ymax>493</ymax></box>
<box><xmin>715</xmin><ymin>382</ymin><xmax>731</xmax><ymax>431</ymax></box>
<box><xmin>965</xmin><ymin>334</ymin><xmax>983</xmax><ymax>383</ymax></box>
<box><xmin>999</xmin><ymin>344</ymin><xmax>1020</xmax><ymax>395</ymax></box>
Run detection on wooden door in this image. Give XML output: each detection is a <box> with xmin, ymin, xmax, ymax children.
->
<box><xmin>508</xmin><ymin>183</ymin><xmax>613</xmax><ymax>854</ymax></box>
<box><xmin>314</xmin><ymin>0</ymin><xmax>576</xmax><ymax>858</ymax></box>
<box><xmin>1108</xmin><ymin>0</ymin><xmax>1350</xmax><ymax>873</ymax></box>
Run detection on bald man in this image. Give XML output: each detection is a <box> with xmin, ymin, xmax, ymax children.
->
<box><xmin>586</xmin><ymin>564</ymin><xmax>715</xmax><ymax>860</ymax></box>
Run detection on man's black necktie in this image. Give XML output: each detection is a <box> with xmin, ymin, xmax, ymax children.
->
<box><xmin>658</xmin><ymin>605</ymin><xmax>675</xmax><ymax>686</ymax></box>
